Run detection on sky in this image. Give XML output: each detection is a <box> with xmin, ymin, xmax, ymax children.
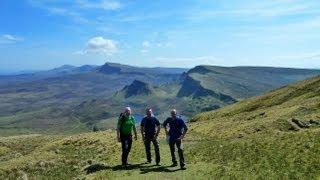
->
<box><xmin>1</xmin><ymin>0</ymin><xmax>320</xmax><ymax>71</ymax></box>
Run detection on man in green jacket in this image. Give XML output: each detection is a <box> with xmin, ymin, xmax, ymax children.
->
<box><xmin>117</xmin><ymin>107</ymin><xmax>138</xmax><ymax>167</ymax></box>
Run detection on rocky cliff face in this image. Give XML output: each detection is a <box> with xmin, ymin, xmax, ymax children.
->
<box><xmin>120</xmin><ymin>80</ymin><xmax>155</xmax><ymax>98</ymax></box>
<box><xmin>177</xmin><ymin>75</ymin><xmax>236</xmax><ymax>103</ymax></box>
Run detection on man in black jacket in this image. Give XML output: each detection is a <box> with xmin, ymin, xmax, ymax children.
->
<box><xmin>140</xmin><ymin>108</ymin><xmax>161</xmax><ymax>165</ymax></box>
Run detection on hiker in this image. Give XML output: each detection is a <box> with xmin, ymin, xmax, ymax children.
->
<box><xmin>140</xmin><ymin>108</ymin><xmax>161</xmax><ymax>165</ymax></box>
<box><xmin>117</xmin><ymin>107</ymin><xmax>138</xmax><ymax>167</ymax></box>
<box><xmin>163</xmin><ymin>109</ymin><xmax>188</xmax><ymax>170</ymax></box>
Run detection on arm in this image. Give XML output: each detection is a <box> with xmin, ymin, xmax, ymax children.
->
<box><xmin>141</xmin><ymin>125</ymin><xmax>145</xmax><ymax>141</ymax></box>
<box><xmin>117</xmin><ymin>121</ymin><xmax>121</xmax><ymax>142</ymax></box>
<box><xmin>140</xmin><ymin>118</ymin><xmax>145</xmax><ymax>141</ymax></box>
<box><xmin>133</xmin><ymin>126</ymin><xmax>138</xmax><ymax>140</ymax></box>
<box><xmin>155</xmin><ymin>125</ymin><xmax>161</xmax><ymax>137</ymax></box>
<box><xmin>180</xmin><ymin>126</ymin><xmax>188</xmax><ymax>139</ymax></box>
<box><xmin>154</xmin><ymin>119</ymin><xmax>161</xmax><ymax>139</ymax></box>
<box><xmin>179</xmin><ymin>121</ymin><xmax>188</xmax><ymax>139</ymax></box>
<box><xmin>163</xmin><ymin>119</ymin><xmax>169</xmax><ymax>136</ymax></box>
<box><xmin>131</xmin><ymin>116</ymin><xmax>137</xmax><ymax>140</ymax></box>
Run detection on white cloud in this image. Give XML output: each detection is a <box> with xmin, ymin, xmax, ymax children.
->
<box><xmin>140</xmin><ymin>41</ymin><xmax>151</xmax><ymax>53</ymax></box>
<box><xmin>27</xmin><ymin>0</ymin><xmax>122</xmax><ymax>24</ymax></box>
<box><xmin>142</xmin><ymin>41</ymin><xmax>150</xmax><ymax>48</ymax></box>
<box><xmin>140</xmin><ymin>49</ymin><xmax>149</xmax><ymax>53</ymax></box>
<box><xmin>47</xmin><ymin>7</ymin><xmax>90</xmax><ymax>23</ymax></box>
<box><xmin>73</xmin><ymin>50</ymin><xmax>86</xmax><ymax>55</ymax></box>
<box><xmin>187</xmin><ymin>1</ymin><xmax>319</xmax><ymax>21</ymax></box>
<box><xmin>155</xmin><ymin>42</ymin><xmax>172</xmax><ymax>47</ymax></box>
<box><xmin>76</xmin><ymin>0</ymin><xmax>122</xmax><ymax>10</ymax></box>
<box><xmin>97</xmin><ymin>26</ymin><xmax>126</xmax><ymax>35</ymax></box>
<box><xmin>140</xmin><ymin>41</ymin><xmax>172</xmax><ymax>53</ymax></box>
<box><xmin>27</xmin><ymin>1</ymin><xmax>90</xmax><ymax>23</ymax></box>
<box><xmin>77</xmin><ymin>36</ymin><xmax>118</xmax><ymax>55</ymax></box>
<box><xmin>0</xmin><ymin>34</ymin><xmax>23</xmax><ymax>44</ymax></box>
<box><xmin>2</xmin><ymin>34</ymin><xmax>19</xmax><ymax>41</ymax></box>
<box><xmin>28</xmin><ymin>0</ymin><xmax>122</xmax><ymax>11</ymax></box>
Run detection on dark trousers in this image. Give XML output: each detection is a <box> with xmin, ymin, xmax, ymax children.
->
<box><xmin>144</xmin><ymin>137</ymin><xmax>160</xmax><ymax>163</ymax></box>
<box><xmin>120</xmin><ymin>134</ymin><xmax>132</xmax><ymax>165</ymax></box>
<box><xmin>169</xmin><ymin>139</ymin><xmax>185</xmax><ymax>167</ymax></box>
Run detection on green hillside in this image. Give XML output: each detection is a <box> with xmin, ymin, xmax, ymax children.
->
<box><xmin>190</xmin><ymin>75</ymin><xmax>320</xmax><ymax>138</ymax></box>
<box><xmin>1</xmin><ymin>76</ymin><xmax>320</xmax><ymax>179</ymax></box>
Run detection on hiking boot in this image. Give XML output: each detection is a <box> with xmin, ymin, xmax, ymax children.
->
<box><xmin>122</xmin><ymin>163</ymin><xmax>131</xmax><ymax>167</ymax></box>
<box><xmin>145</xmin><ymin>160</ymin><xmax>151</xmax><ymax>164</ymax></box>
<box><xmin>180</xmin><ymin>163</ymin><xmax>186</xmax><ymax>169</ymax></box>
<box><xmin>180</xmin><ymin>166</ymin><xmax>186</xmax><ymax>170</ymax></box>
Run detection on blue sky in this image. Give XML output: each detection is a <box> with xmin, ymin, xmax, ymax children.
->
<box><xmin>1</xmin><ymin>0</ymin><xmax>320</xmax><ymax>71</ymax></box>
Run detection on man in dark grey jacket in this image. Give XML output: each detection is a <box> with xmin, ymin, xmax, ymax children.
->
<box><xmin>140</xmin><ymin>108</ymin><xmax>161</xmax><ymax>165</ymax></box>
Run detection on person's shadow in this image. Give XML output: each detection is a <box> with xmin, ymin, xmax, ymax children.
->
<box><xmin>84</xmin><ymin>163</ymin><xmax>145</xmax><ymax>174</ymax></box>
<box><xmin>84</xmin><ymin>163</ymin><xmax>183</xmax><ymax>174</ymax></box>
<box><xmin>84</xmin><ymin>163</ymin><xmax>111</xmax><ymax>174</ymax></box>
<box><xmin>112</xmin><ymin>163</ymin><xmax>145</xmax><ymax>171</ymax></box>
<box><xmin>139</xmin><ymin>165</ymin><xmax>181</xmax><ymax>174</ymax></box>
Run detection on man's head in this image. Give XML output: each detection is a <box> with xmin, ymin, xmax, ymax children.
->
<box><xmin>124</xmin><ymin>107</ymin><xmax>132</xmax><ymax>116</ymax></box>
<box><xmin>146</xmin><ymin>108</ymin><xmax>152</xmax><ymax>117</ymax></box>
<box><xmin>171</xmin><ymin>109</ymin><xmax>177</xmax><ymax>118</ymax></box>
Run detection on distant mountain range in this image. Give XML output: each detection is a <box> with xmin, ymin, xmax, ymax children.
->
<box><xmin>0</xmin><ymin>62</ymin><xmax>319</xmax><ymax>136</ymax></box>
<box><xmin>0</xmin><ymin>63</ymin><xmax>187</xmax><ymax>86</ymax></box>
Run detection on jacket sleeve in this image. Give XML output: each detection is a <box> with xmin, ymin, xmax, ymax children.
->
<box><xmin>163</xmin><ymin>118</ymin><xmax>168</xmax><ymax>127</ymax></box>
<box><xmin>155</xmin><ymin>117</ymin><xmax>161</xmax><ymax>126</ymax></box>
<box><xmin>117</xmin><ymin>116</ymin><xmax>122</xmax><ymax>128</ymax></box>
<box><xmin>140</xmin><ymin>118</ymin><xmax>145</xmax><ymax>127</ymax></box>
<box><xmin>181</xmin><ymin>119</ymin><xmax>188</xmax><ymax>130</ymax></box>
<box><xmin>132</xmin><ymin>116</ymin><xmax>136</xmax><ymax>124</ymax></box>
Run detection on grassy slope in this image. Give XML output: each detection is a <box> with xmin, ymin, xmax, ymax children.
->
<box><xmin>188</xmin><ymin>75</ymin><xmax>320</xmax><ymax>178</ymax></box>
<box><xmin>190</xmin><ymin>75</ymin><xmax>320</xmax><ymax>138</ymax></box>
<box><xmin>1</xmin><ymin>76</ymin><xmax>320</xmax><ymax>179</ymax></box>
<box><xmin>0</xmin><ymin>132</ymin><xmax>206</xmax><ymax>179</ymax></box>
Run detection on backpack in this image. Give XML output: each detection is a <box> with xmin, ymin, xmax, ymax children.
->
<box><xmin>118</xmin><ymin>113</ymin><xmax>125</xmax><ymax>130</ymax></box>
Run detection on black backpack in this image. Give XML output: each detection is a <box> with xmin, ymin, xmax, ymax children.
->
<box><xmin>118</xmin><ymin>113</ymin><xmax>126</xmax><ymax>130</ymax></box>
